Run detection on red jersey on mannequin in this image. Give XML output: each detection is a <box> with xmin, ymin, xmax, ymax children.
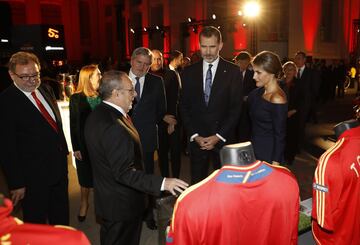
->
<box><xmin>167</xmin><ymin>142</ymin><xmax>299</xmax><ymax>245</ymax></box>
<box><xmin>312</xmin><ymin>120</ymin><xmax>360</xmax><ymax>245</ymax></box>
<box><xmin>0</xmin><ymin>198</ymin><xmax>90</xmax><ymax>245</ymax></box>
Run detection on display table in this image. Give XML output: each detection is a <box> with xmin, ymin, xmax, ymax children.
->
<box><xmin>57</xmin><ymin>100</ymin><xmax>76</xmax><ymax>168</ymax></box>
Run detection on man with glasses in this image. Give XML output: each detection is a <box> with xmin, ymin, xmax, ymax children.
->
<box><xmin>0</xmin><ymin>51</ymin><xmax>70</xmax><ymax>225</ymax></box>
<box><xmin>128</xmin><ymin>47</ymin><xmax>167</xmax><ymax>230</ymax></box>
<box><xmin>84</xmin><ymin>71</ymin><xmax>187</xmax><ymax>245</ymax></box>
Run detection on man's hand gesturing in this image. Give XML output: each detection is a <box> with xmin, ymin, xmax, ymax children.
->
<box><xmin>164</xmin><ymin>178</ymin><xmax>189</xmax><ymax>196</ymax></box>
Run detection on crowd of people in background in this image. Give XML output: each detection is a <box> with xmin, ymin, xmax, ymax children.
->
<box><xmin>0</xmin><ymin>24</ymin><xmax>359</xmax><ymax>245</ymax></box>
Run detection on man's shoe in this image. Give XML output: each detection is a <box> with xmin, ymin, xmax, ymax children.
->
<box><xmin>146</xmin><ymin>219</ymin><xmax>158</xmax><ymax>230</ymax></box>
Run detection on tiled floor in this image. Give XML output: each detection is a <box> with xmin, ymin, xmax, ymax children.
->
<box><xmin>0</xmin><ymin>88</ymin><xmax>357</xmax><ymax>245</ymax></box>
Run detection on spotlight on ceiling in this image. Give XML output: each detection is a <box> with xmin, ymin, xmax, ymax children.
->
<box><xmin>243</xmin><ymin>1</ymin><xmax>260</xmax><ymax>18</ymax></box>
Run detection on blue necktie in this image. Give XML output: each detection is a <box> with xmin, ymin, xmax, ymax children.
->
<box><xmin>135</xmin><ymin>77</ymin><xmax>141</xmax><ymax>102</ymax></box>
<box><xmin>204</xmin><ymin>64</ymin><xmax>213</xmax><ymax>105</ymax></box>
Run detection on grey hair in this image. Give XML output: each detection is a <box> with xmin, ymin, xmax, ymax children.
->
<box><xmin>131</xmin><ymin>47</ymin><xmax>153</xmax><ymax>60</ymax></box>
<box><xmin>99</xmin><ymin>70</ymin><xmax>127</xmax><ymax>100</ymax></box>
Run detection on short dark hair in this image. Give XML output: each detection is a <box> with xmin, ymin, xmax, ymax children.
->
<box><xmin>8</xmin><ymin>51</ymin><xmax>41</xmax><ymax>72</ymax></box>
<box><xmin>199</xmin><ymin>26</ymin><xmax>222</xmax><ymax>43</ymax></box>
<box><xmin>169</xmin><ymin>50</ymin><xmax>183</xmax><ymax>63</ymax></box>
<box><xmin>252</xmin><ymin>51</ymin><xmax>283</xmax><ymax>79</ymax></box>
<box><xmin>233</xmin><ymin>51</ymin><xmax>252</xmax><ymax>62</ymax></box>
<box><xmin>295</xmin><ymin>51</ymin><xmax>306</xmax><ymax>59</ymax></box>
<box><xmin>99</xmin><ymin>70</ymin><xmax>127</xmax><ymax>100</ymax></box>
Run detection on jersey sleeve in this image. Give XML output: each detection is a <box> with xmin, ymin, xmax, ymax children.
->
<box><xmin>312</xmin><ymin>139</ymin><xmax>344</xmax><ymax>231</ymax></box>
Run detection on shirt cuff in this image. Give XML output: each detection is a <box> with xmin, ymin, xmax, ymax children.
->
<box><xmin>190</xmin><ymin>133</ymin><xmax>199</xmax><ymax>142</ymax></box>
<box><xmin>216</xmin><ymin>133</ymin><xmax>226</xmax><ymax>142</ymax></box>
<box><xmin>161</xmin><ymin>178</ymin><xmax>166</xmax><ymax>191</ymax></box>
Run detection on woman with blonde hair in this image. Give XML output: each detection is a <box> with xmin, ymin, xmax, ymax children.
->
<box><xmin>248</xmin><ymin>51</ymin><xmax>288</xmax><ymax>165</ymax></box>
<box><xmin>69</xmin><ymin>64</ymin><xmax>101</xmax><ymax>222</ymax></box>
<box><xmin>281</xmin><ymin>61</ymin><xmax>302</xmax><ymax>165</ymax></box>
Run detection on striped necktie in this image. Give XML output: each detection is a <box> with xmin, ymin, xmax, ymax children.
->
<box><xmin>204</xmin><ymin>64</ymin><xmax>213</xmax><ymax>105</ymax></box>
<box><xmin>31</xmin><ymin>91</ymin><xmax>58</xmax><ymax>132</ymax></box>
<box><xmin>135</xmin><ymin>77</ymin><xmax>141</xmax><ymax>102</ymax></box>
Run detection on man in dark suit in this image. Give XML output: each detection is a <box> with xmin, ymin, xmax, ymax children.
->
<box><xmin>294</xmin><ymin>51</ymin><xmax>320</xmax><ymax>147</ymax></box>
<box><xmin>128</xmin><ymin>47</ymin><xmax>167</xmax><ymax>229</ymax></box>
<box><xmin>150</xmin><ymin>49</ymin><xmax>182</xmax><ymax>178</ymax></box>
<box><xmin>0</xmin><ymin>51</ymin><xmax>69</xmax><ymax>225</ymax></box>
<box><xmin>180</xmin><ymin>26</ymin><xmax>243</xmax><ymax>184</ymax></box>
<box><xmin>129</xmin><ymin>47</ymin><xmax>166</xmax><ymax>175</ymax></box>
<box><xmin>84</xmin><ymin>70</ymin><xmax>187</xmax><ymax>245</ymax></box>
<box><xmin>233</xmin><ymin>51</ymin><xmax>256</xmax><ymax>142</ymax></box>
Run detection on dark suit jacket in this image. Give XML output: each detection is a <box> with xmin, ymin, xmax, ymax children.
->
<box><xmin>130</xmin><ymin>73</ymin><xmax>166</xmax><ymax>152</ymax></box>
<box><xmin>296</xmin><ymin>67</ymin><xmax>317</xmax><ymax>124</ymax></box>
<box><xmin>242</xmin><ymin>69</ymin><xmax>256</xmax><ymax>97</ymax></box>
<box><xmin>180</xmin><ymin>58</ymin><xmax>243</xmax><ymax>147</ymax></box>
<box><xmin>163</xmin><ymin>67</ymin><xmax>180</xmax><ymax>118</ymax></box>
<box><xmin>84</xmin><ymin>102</ymin><xmax>163</xmax><ymax>221</ymax></box>
<box><xmin>0</xmin><ymin>83</ymin><xmax>68</xmax><ymax>190</ymax></box>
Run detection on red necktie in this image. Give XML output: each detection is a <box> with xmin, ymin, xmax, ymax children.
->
<box><xmin>125</xmin><ymin>114</ymin><xmax>134</xmax><ymax>126</ymax></box>
<box><xmin>31</xmin><ymin>91</ymin><xmax>58</xmax><ymax>133</ymax></box>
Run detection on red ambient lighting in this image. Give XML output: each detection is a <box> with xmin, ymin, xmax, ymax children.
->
<box><xmin>343</xmin><ymin>0</ymin><xmax>360</xmax><ymax>52</ymax></box>
<box><xmin>233</xmin><ymin>22</ymin><xmax>247</xmax><ymax>51</ymax></box>
<box><xmin>302</xmin><ymin>0</ymin><xmax>321</xmax><ymax>54</ymax></box>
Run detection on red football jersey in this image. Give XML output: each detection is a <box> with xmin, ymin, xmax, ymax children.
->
<box><xmin>312</xmin><ymin>126</ymin><xmax>360</xmax><ymax>245</ymax></box>
<box><xmin>166</xmin><ymin>161</ymin><xmax>299</xmax><ymax>245</ymax></box>
<box><xmin>0</xmin><ymin>198</ymin><xmax>90</xmax><ymax>245</ymax></box>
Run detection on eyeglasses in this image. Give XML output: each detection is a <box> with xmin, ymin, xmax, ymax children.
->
<box><xmin>119</xmin><ymin>88</ymin><xmax>136</xmax><ymax>94</ymax></box>
<box><xmin>14</xmin><ymin>72</ymin><xmax>40</xmax><ymax>81</ymax></box>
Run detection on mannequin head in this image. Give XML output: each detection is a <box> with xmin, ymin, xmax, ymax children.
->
<box><xmin>334</xmin><ymin>119</ymin><xmax>360</xmax><ymax>139</ymax></box>
<box><xmin>220</xmin><ymin>142</ymin><xmax>256</xmax><ymax>166</ymax></box>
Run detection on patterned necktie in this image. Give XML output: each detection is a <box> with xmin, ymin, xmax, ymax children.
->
<box><xmin>204</xmin><ymin>64</ymin><xmax>213</xmax><ymax>105</ymax></box>
<box><xmin>125</xmin><ymin>114</ymin><xmax>134</xmax><ymax>126</ymax></box>
<box><xmin>135</xmin><ymin>77</ymin><xmax>141</xmax><ymax>102</ymax></box>
<box><xmin>31</xmin><ymin>91</ymin><xmax>58</xmax><ymax>133</ymax></box>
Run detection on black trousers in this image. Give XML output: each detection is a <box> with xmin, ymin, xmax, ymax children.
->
<box><xmin>22</xmin><ymin>175</ymin><xmax>69</xmax><ymax>225</ymax></box>
<box><xmin>158</xmin><ymin>122</ymin><xmax>181</xmax><ymax>178</ymax></box>
<box><xmin>237</xmin><ymin>101</ymin><xmax>251</xmax><ymax>142</ymax></box>
<box><xmin>285</xmin><ymin>114</ymin><xmax>300</xmax><ymax>164</ymax></box>
<box><xmin>143</xmin><ymin>151</ymin><xmax>156</xmax><ymax>221</ymax></box>
<box><xmin>189</xmin><ymin>142</ymin><xmax>221</xmax><ymax>184</ymax></box>
<box><xmin>100</xmin><ymin>218</ymin><xmax>142</xmax><ymax>245</ymax></box>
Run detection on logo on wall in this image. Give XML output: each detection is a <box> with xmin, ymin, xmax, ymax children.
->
<box><xmin>48</xmin><ymin>28</ymin><xmax>60</xmax><ymax>39</ymax></box>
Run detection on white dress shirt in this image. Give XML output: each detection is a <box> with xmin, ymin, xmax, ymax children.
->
<box><xmin>129</xmin><ymin>70</ymin><xmax>145</xmax><ymax>97</ymax></box>
<box><xmin>169</xmin><ymin>64</ymin><xmax>182</xmax><ymax>88</ymax></box>
<box><xmin>298</xmin><ymin>65</ymin><xmax>305</xmax><ymax>78</ymax></box>
<box><xmin>189</xmin><ymin>57</ymin><xmax>226</xmax><ymax>143</ymax></box>
<box><xmin>202</xmin><ymin>57</ymin><xmax>219</xmax><ymax>91</ymax></box>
